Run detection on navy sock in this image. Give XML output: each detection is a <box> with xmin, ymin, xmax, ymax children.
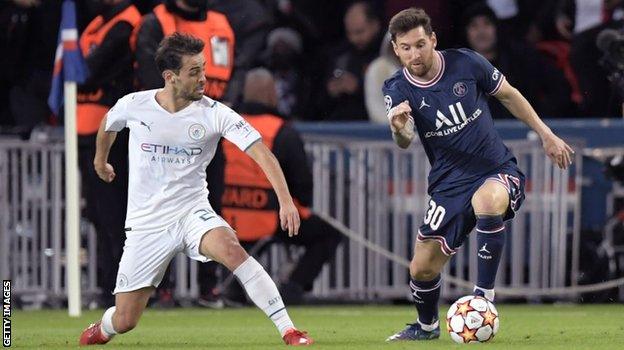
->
<box><xmin>409</xmin><ymin>275</ymin><xmax>441</xmax><ymax>325</ymax></box>
<box><xmin>476</xmin><ymin>215</ymin><xmax>505</xmax><ymax>289</ymax></box>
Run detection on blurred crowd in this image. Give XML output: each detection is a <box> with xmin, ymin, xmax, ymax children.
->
<box><xmin>2</xmin><ymin>0</ymin><xmax>624</xmax><ymax>136</ymax></box>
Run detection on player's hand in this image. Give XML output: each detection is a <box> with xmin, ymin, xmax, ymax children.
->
<box><xmin>279</xmin><ymin>199</ymin><xmax>300</xmax><ymax>237</ymax></box>
<box><xmin>542</xmin><ymin>133</ymin><xmax>574</xmax><ymax>170</ymax></box>
<box><xmin>388</xmin><ymin>100</ymin><xmax>412</xmax><ymax>132</ymax></box>
<box><xmin>94</xmin><ymin>162</ymin><xmax>116</xmax><ymax>183</ymax></box>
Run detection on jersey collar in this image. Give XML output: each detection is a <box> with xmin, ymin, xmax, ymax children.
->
<box><xmin>402</xmin><ymin>51</ymin><xmax>445</xmax><ymax>88</ymax></box>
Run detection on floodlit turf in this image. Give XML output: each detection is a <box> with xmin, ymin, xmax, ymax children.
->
<box><xmin>10</xmin><ymin>304</ymin><xmax>624</xmax><ymax>349</ymax></box>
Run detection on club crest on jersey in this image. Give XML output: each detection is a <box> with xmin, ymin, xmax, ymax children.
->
<box><xmin>452</xmin><ymin>82</ymin><xmax>467</xmax><ymax>97</ymax></box>
<box><xmin>384</xmin><ymin>95</ymin><xmax>392</xmax><ymax>115</ymax></box>
<box><xmin>188</xmin><ymin>123</ymin><xmax>206</xmax><ymax>141</ymax></box>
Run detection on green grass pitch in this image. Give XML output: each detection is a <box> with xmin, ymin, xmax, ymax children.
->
<box><xmin>10</xmin><ymin>304</ymin><xmax>624</xmax><ymax>349</ymax></box>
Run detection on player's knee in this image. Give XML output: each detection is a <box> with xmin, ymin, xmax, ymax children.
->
<box><xmin>472</xmin><ymin>190</ymin><xmax>508</xmax><ymax>215</ymax></box>
<box><xmin>409</xmin><ymin>261</ymin><xmax>438</xmax><ymax>281</ymax></box>
<box><xmin>221</xmin><ymin>236</ymin><xmax>248</xmax><ymax>267</ymax></box>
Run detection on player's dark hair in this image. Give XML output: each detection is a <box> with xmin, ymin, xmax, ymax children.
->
<box><xmin>155</xmin><ymin>32</ymin><xmax>204</xmax><ymax>74</ymax></box>
<box><xmin>388</xmin><ymin>7</ymin><xmax>433</xmax><ymax>41</ymax></box>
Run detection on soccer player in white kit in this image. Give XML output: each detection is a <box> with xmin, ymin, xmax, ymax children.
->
<box><xmin>79</xmin><ymin>33</ymin><xmax>313</xmax><ymax>346</ymax></box>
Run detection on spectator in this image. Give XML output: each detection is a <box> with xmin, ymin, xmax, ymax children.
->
<box><xmin>319</xmin><ymin>1</ymin><xmax>383</xmax><ymax>121</ymax></box>
<box><xmin>263</xmin><ymin>27</ymin><xmax>311</xmax><ymax>120</ymax></box>
<box><xmin>77</xmin><ymin>0</ymin><xmax>141</xmax><ymax>307</ymax></box>
<box><xmin>384</xmin><ymin>0</ymin><xmax>455</xmax><ymax>47</ymax></box>
<box><xmin>556</xmin><ymin>0</ymin><xmax>624</xmax><ymax>117</ymax></box>
<box><xmin>212</xmin><ymin>0</ymin><xmax>273</xmax><ymax>105</ymax></box>
<box><xmin>270</xmin><ymin>0</ymin><xmax>350</xmax><ymax>48</ymax></box>
<box><xmin>463</xmin><ymin>2</ymin><xmax>573</xmax><ymax>118</ymax></box>
<box><xmin>5</xmin><ymin>0</ymin><xmax>61</xmax><ymax>133</ymax></box>
<box><xmin>365</xmin><ymin>31</ymin><xmax>401</xmax><ymax>124</ymax></box>
<box><xmin>0</xmin><ymin>1</ymin><xmax>30</xmax><ymax>128</ymax></box>
<box><xmin>134</xmin><ymin>0</ymin><xmax>235</xmax><ymax>103</ymax></box>
<box><xmin>132</xmin><ymin>0</ymin><xmax>160</xmax><ymax>14</ymax></box>
<box><xmin>220</xmin><ymin>68</ymin><xmax>342</xmax><ymax>304</ymax></box>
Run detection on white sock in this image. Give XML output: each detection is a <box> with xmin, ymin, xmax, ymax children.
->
<box><xmin>234</xmin><ymin>257</ymin><xmax>295</xmax><ymax>337</ymax></box>
<box><xmin>418</xmin><ymin>319</ymin><xmax>439</xmax><ymax>332</ymax></box>
<box><xmin>474</xmin><ymin>285</ymin><xmax>496</xmax><ymax>302</ymax></box>
<box><xmin>100</xmin><ymin>306</ymin><xmax>117</xmax><ymax>338</ymax></box>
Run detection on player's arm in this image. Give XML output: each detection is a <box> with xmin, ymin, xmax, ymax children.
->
<box><xmin>246</xmin><ymin>141</ymin><xmax>300</xmax><ymax>236</ymax></box>
<box><xmin>493</xmin><ymin>80</ymin><xmax>574</xmax><ymax>169</ymax></box>
<box><xmin>388</xmin><ymin>101</ymin><xmax>416</xmax><ymax>149</ymax></box>
<box><xmin>93</xmin><ymin>115</ymin><xmax>118</xmax><ymax>183</ymax></box>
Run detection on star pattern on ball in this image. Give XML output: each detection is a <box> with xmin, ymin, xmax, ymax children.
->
<box><xmin>459</xmin><ymin>325</ymin><xmax>478</xmax><ymax>343</ymax></box>
<box><xmin>482</xmin><ymin>309</ymin><xmax>497</xmax><ymax>327</ymax></box>
<box><xmin>456</xmin><ymin>300</ymin><xmax>475</xmax><ymax>317</ymax></box>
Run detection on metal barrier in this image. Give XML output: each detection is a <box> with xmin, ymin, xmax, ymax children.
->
<box><xmin>173</xmin><ymin>136</ymin><xmax>585</xmax><ymax>301</ymax></box>
<box><xmin>0</xmin><ymin>135</ymin><xmax>584</xmax><ymax>304</ymax></box>
<box><xmin>0</xmin><ymin>139</ymin><xmax>98</xmax><ymax>306</ymax></box>
<box><xmin>303</xmin><ymin>136</ymin><xmax>584</xmax><ymax>301</ymax></box>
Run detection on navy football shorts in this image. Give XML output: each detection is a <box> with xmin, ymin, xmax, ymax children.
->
<box><xmin>417</xmin><ymin>161</ymin><xmax>525</xmax><ymax>256</ymax></box>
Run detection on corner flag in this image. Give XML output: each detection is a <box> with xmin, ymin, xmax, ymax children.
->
<box><xmin>48</xmin><ymin>0</ymin><xmax>88</xmax><ymax>115</ymax></box>
<box><xmin>47</xmin><ymin>0</ymin><xmax>89</xmax><ymax>318</ymax></box>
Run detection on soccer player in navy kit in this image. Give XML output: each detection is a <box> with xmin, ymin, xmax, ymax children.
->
<box><xmin>383</xmin><ymin>8</ymin><xmax>574</xmax><ymax>341</ymax></box>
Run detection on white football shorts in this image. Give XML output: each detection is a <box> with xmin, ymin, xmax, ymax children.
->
<box><xmin>113</xmin><ymin>203</ymin><xmax>231</xmax><ymax>294</ymax></box>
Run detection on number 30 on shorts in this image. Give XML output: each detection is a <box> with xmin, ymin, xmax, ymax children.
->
<box><xmin>423</xmin><ymin>199</ymin><xmax>446</xmax><ymax>231</ymax></box>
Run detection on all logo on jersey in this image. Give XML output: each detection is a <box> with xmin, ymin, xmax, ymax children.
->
<box><xmin>425</xmin><ymin>101</ymin><xmax>483</xmax><ymax>139</ymax></box>
<box><xmin>452</xmin><ymin>82</ymin><xmax>467</xmax><ymax>97</ymax></box>
<box><xmin>188</xmin><ymin>123</ymin><xmax>206</xmax><ymax>141</ymax></box>
<box><xmin>435</xmin><ymin>102</ymin><xmax>467</xmax><ymax>129</ymax></box>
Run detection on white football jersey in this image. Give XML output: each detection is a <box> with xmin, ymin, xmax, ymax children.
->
<box><xmin>106</xmin><ymin>89</ymin><xmax>261</xmax><ymax>233</ymax></box>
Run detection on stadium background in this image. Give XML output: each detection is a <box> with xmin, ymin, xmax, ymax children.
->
<box><xmin>1</xmin><ymin>0</ymin><xmax>624</xmax><ymax>348</ymax></box>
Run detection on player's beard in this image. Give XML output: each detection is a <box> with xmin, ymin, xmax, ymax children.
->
<box><xmin>406</xmin><ymin>55</ymin><xmax>433</xmax><ymax>78</ymax></box>
<box><xmin>186</xmin><ymin>85</ymin><xmax>204</xmax><ymax>101</ymax></box>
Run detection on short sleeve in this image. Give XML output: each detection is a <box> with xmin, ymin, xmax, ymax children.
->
<box><xmin>215</xmin><ymin>102</ymin><xmax>262</xmax><ymax>151</ymax></box>
<box><xmin>382</xmin><ymin>77</ymin><xmax>409</xmax><ymax>120</ymax></box>
<box><xmin>105</xmin><ymin>95</ymin><xmax>130</xmax><ymax>131</ymax></box>
<box><xmin>459</xmin><ymin>48</ymin><xmax>505</xmax><ymax>95</ymax></box>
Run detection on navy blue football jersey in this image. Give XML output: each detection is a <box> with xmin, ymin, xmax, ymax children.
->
<box><xmin>382</xmin><ymin>48</ymin><xmax>515</xmax><ymax>194</ymax></box>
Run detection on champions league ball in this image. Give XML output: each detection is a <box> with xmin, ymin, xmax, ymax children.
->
<box><xmin>446</xmin><ymin>295</ymin><xmax>499</xmax><ymax>343</ymax></box>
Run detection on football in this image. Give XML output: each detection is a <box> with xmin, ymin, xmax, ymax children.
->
<box><xmin>446</xmin><ymin>295</ymin><xmax>499</xmax><ymax>344</ymax></box>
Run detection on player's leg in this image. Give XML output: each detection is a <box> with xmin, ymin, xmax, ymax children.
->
<box><xmin>80</xmin><ymin>227</ymin><xmax>178</xmax><ymax>345</ymax></box>
<box><xmin>79</xmin><ymin>287</ymin><xmax>154</xmax><ymax>345</ymax></box>
<box><xmin>196</xmin><ymin>226</ymin><xmax>313</xmax><ymax>345</ymax></box>
<box><xmin>471</xmin><ymin>180</ymin><xmax>510</xmax><ymax>301</ymax></box>
<box><xmin>387</xmin><ymin>239</ymin><xmax>449</xmax><ymax>341</ymax></box>
<box><xmin>409</xmin><ymin>239</ymin><xmax>450</xmax><ymax>325</ymax></box>
<box><xmin>109</xmin><ymin>287</ymin><xmax>154</xmax><ymax>333</ymax></box>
